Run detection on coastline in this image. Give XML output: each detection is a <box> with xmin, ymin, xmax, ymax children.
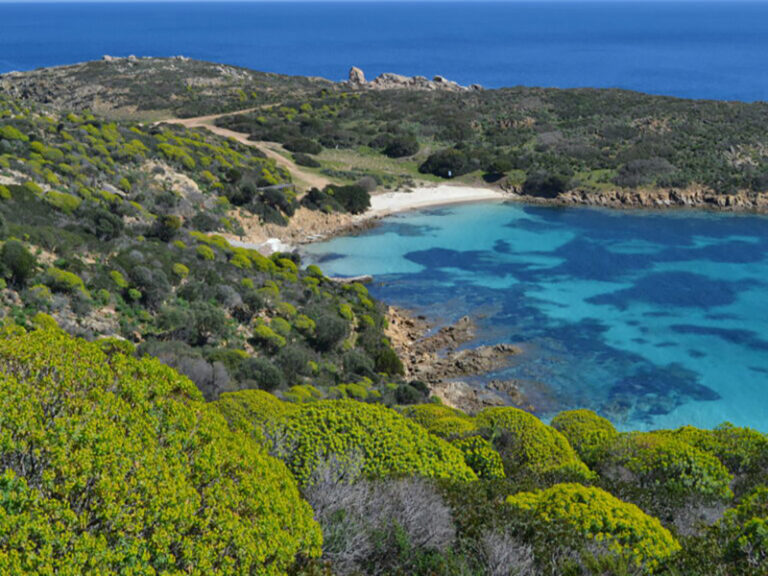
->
<box><xmin>225</xmin><ymin>184</ymin><xmax>510</xmax><ymax>255</ymax></box>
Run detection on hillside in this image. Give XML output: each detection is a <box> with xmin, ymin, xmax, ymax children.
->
<box><xmin>0</xmin><ymin>327</ymin><xmax>765</xmax><ymax>575</ymax></box>
<box><xmin>4</xmin><ymin>58</ymin><xmax>768</xmax><ymax>210</ymax></box>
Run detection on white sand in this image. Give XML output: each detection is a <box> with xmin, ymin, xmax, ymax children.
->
<box><xmin>368</xmin><ymin>184</ymin><xmax>507</xmax><ymax>217</ymax></box>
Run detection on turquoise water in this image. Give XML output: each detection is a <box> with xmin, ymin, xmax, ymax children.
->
<box><xmin>304</xmin><ymin>203</ymin><xmax>768</xmax><ymax>432</ymax></box>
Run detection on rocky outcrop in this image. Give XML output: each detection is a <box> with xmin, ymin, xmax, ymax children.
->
<box><xmin>347</xmin><ymin>66</ymin><xmax>481</xmax><ymax>92</ymax></box>
<box><xmin>348</xmin><ymin>66</ymin><xmax>366</xmax><ymax>85</ymax></box>
<box><xmin>506</xmin><ymin>183</ymin><xmax>768</xmax><ymax>213</ymax></box>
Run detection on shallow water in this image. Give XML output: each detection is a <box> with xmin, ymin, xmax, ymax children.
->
<box><xmin>303</xmin><ymin>203</ymin><xmax>768</xmax><ymax>431</ymax></box>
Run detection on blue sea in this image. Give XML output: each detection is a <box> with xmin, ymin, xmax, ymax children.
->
<box><xmin>1</xmin><ymin>1</ymin><xmax>768</xmax><ymax>101</ymax></box>
<box><xmin>304</xmin><ymin>204</ymin><xmax>768</xmax><ymax>432</ymax></box>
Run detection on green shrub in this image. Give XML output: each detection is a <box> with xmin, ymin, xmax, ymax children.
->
<box><xmin>0</xmin><ymin>329</ymin><xmax>321</xmax><ymax>575</ymax></box>
<box><xmin>196</xmin><ymin>244</ymin><xmax>216</xmax><ymax>261</ymax></box>
<box><xmin>1</xmin><ymin>240</ymin><xmax>36</xmax><ymax>288</ymax></box>
<box><xmin>599</xmin><ymin>432</ymin><xmax>734</xmax><ymax>501</ymax></box>
<box><xmin>44</xmin><ymin>267</ymin><xmax>88</xmax><ymax>296</ymax></box>
<box><xmin>475</xmin><ymin>407</ymin><xmax>594</xmax><ymax>481</ymax></box>
<box><xmin>268</xmin><ymin>399</ymin><xmax>477</xmax><ymax>485</ymax></box>
<box><xmin>551</xmin><ymin>409</ymin><xmax>618</xmax><ymax>466</ymax></box>
<box><xmin>214</xmin><ymin>389</ymin><xmax>296</xmax><ymax>441</ymax></box>
<box><xmin>452</xmin><ymin>436</ymin><xmax>506</xmax><ymax>479</ymax></box>
<box><xmin>43</xmin><ymin>190</ymin><xmax>81</xmax><ymax>214</ymax></box>
<box><xmin>172</xmin><ymin>262</ymin><xmax>190</xmax><ymax>279</ymax></box>
<box><xmin>507</xmin><ymin>483</ymin><xmax>680</xmax><ymax>571</ymax></box>
<box><xmin>0</xmin><ymin>124</ymin><xmax>28</xmax><ymax>141</ymax></box>
<box><xmin>253</xmin><ymin>323</ymin><xmax>287</xmax><ymax>351</ymax></box>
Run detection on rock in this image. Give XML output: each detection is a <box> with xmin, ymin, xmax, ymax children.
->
<box><xmin>348</xmin><ymin>66</ymin><xmax>366</xmax><ymax>85</ymax></box>
<box><xmin>102</xmin><ymin>55</ymin><xmax>116</xmax><ymax>62</ymax></box>
<box><xmin>127</xmin><ymin>55</ymin><xmax>138</xmax><ymax>63</ymax></box>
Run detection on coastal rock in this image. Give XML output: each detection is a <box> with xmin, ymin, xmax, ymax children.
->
<box><xmin>430</xmin><ymin>380</ymin><xmax>506</xmax><ymax>414</ymax></box>
<box><xmin>348</xmin><ymin>66</ymin><xmax>366</xmax><ymax>85</ymax></box>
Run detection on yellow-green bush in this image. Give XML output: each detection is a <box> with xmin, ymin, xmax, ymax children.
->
<box><xmin>507</xmin><ymin>483</ymin><xmax>680</xmax><ymax>571</ymax></box>
<box><xmin>476</xmin><ymin>407</ymin><xmax>594</xmax><ymax>481</ymax></box>
<box><xmin>600</xmin><ymin>432</ymin><xmax>734</xmax><ymax>500</ymax></box>
<box><xmin>452</xmin><ymin>436</ymin><xmax>506</xmax><ymax>479</ymax></box>
<box><xmin>656</xmin><ymin>423</ymin><xmax>768</xmax><ymax>476</ymax></box>
<box><xmin>43</xmin><ymin>267</ymin><xmax>88</xmax><ymax>296</ymax></box>
<box><xmin>269</xmin><ymin>399</ymin><xmax>477</xmax><ymax>485</ymax></box>
<box><xmin>0</xmin><ymin>329</ymin><xmax>321</xmax><ymax>575</ymax></box>
<box><xmin>401</xmin><ymin>403</ymin><xmax>472</xmax><ymax>431</ymax></box>
<box><xmin>214</xmin><ymin>388</ymin><xmax>297</xmax><ymax>441</ymax></box>
<box><xmin>196</xmin><ymin>244</ymin><xmax>216</xmax><ymax>261</ymax></box>
<box><xmin>253</xmin><ymin>322</ymin><xmax>287</xmax><ymax>351</ymax></box>
<box><xmin>551</xmin><ymin>409</ymin><xmax>618</xmax><ymax>466</ymax></box>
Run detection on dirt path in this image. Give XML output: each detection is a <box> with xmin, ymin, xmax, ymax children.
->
<box><xmin>162</xmin><ymin>109</ymin><xmax>330</xmax><ymax>190</ymax></box>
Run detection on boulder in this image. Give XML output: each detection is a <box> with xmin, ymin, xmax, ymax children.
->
<box><xmin>348</xmin><ymin>66</ymin><xmax>366</xmax><ymax>85</ymax></box>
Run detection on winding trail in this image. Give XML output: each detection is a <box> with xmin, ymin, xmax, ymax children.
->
<box><xmin>161</xmin><ymin>108</ymin><xmax>331</xmax><ymax>190</ymax></box>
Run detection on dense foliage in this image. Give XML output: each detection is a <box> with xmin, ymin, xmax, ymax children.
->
<box><xmin>507</xmin><ymin>483</ymin><xmax>681</xmax><ymax>571</ymax></box>
<box><xmin>0</xmin><ymin>328</ymin><xmax>321</xmax><ymax>575</ymax></box>
<box><xmin>0</xmin><ymin>92</ymin><xmax>410</xmax><ymax>403</ymax></box>
<box><xmin>217</xmin><ymin>85</ymin><xmax>768</xmax><ymax>196</ymax></box>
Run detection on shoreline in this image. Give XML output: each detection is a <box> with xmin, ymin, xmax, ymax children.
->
<box><xmin>227</xmin><ymin>184</ymin><xmax>510</xmax><ymax>255</ymax></box>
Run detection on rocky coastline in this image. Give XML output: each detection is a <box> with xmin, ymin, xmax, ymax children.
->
<box><xmin>504</xmin><ymin>185</ymin><xmax>768</xmax><ymax>214</ymax></box>
<box><xmin>385</xmin><ymin>306</ymin><xmax>527</xmax><ymax>414</ymax></box>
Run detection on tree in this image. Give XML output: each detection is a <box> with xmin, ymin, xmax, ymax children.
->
<box><xmin>0</xmin><ymin>240</ymin><xmax>36</xmax><ymax>288</ymax></box>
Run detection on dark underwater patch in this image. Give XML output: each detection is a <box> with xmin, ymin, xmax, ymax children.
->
<box><xmin>587</xmin><ymin>271</ymin><xmax>743</xmax><ymax>309</ymax></box>
<box><xmin>671</xmin><ymin>324</ymin><xmax>768</xmax><ymax>352</ymax></box>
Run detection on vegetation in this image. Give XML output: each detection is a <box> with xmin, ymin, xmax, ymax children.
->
<box><xmin>0</xmin><ymin>327</ymin><xmax>765</xmax><ymax>575</ymax></box>
<box><xmin>0</xmin><ymin>328</ymin><xmax>321</xmax><ymax>575</ymax></box>
<box><xmin>1</xmin><ymin>59</ymin><xmax>767</xmax><ymax>576</ymax></box>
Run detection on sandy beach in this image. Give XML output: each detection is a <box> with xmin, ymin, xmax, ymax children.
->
<box><xmin>367</xmin><ymin>184</ymin><xmax>508</xmax><ymax>217</ymax></box>
<box><xmin>227</xmin><ymin>184</ymin><xmax>509</xmax><ymax>254</ymax></box>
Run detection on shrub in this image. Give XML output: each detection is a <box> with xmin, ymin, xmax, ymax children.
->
<box><xmin>0</xmin><ymin>240</ymin><xmax>36</xmax><ymax>288</ymax></box>
<box><xmin>401</xmin><ymin>404</ymin><xmax>477</xmax><ymax>439</ymax></box>
<box><xmin>293</xmin><ymin>153</ymin><xmax>321</xmax><ymax>168</ymax></box>
<box><xmin>214</xmin><ymin>389</ymin><xmax>295</xmax><ymax>440</ymax></box>
<box><xmin>172</xmin><ymin>262</ymin><xmax>190</xmax><ymax>279</ymax></box>
<box><xmin>328</xmin><ymin>184</ymin><xmax>371</xmax><ymax>214</ymax></box>
<box><xmin>268</xmin><ymin>399</ymin><xmax>477</xmax><ymax>485</ymax></box>
<box><xmin>521</xmin><ymin>170</ymin><xmax>572</xmax><ymax>198</ymax></box>
<box><xmin>475</xmin><ymin>407</ymin><xmax>593</xmax><ymax>481</ymax></box>
<box><xmin>0</xmin><ymin>124</ymin><xmax>28</xmax><ymax>141</ymax></box>
<box><xmin>283</xmin><ymin>137</ymin><xmax>322</xmax><ymax>155</ymax></box>
<box><xmin>43</xmin><ymin>190</ymin><xmax>81</xmax><ymax>214</ymax></box>
<box><xmin>419</xmin><ymin>148</ymin><xmax>470</xmax><ymax>178</ymax></box>
<box><xmin>196</xmin><ymin>244</ymin><xmax>216</xmax><ymax>260</ymax></box>
<box><xmin>599</xmin><ymin>432</ymin><xmax>734</xmax><ymax>501</ymax></box>
<box><xmin>507</xmin><ymin>483</ymin><xmax>680</xmax><ymax>571</ymax></box>
<box><xmin>0</xmin><ymin>329</ymin><xmax>321</xmax><ymax>575</ymax></box>
<box><xmin>716</xmin><ymin>485</ymin><xmax>768</xmax><ymax>572</ymax></box>
<box><xmin>44</xmin><ymin>266</ymin><xmax>88</xmax><ymax>296</ymax></box>
<box><xmin>305</xmin><ymin>477</ymin><xmax>455</xmax><ymax>576</ymax></box>
<box><xmin>374</xmin><ymin>345</ymin><xmax>405</xmax><ymax>376</ymax></box>
<box><xmin>453</xmin><ymin>436</ymin><xmax>506</xmax><ymax>479</ymax></box>
<box><xmin>550</xmin><ymin>409</ymin><xmax>618</xmax><ymax>466</ymax></box>
<box><xmin>0</xmin><ymin>185</ymin><xmax>11</xmax><ymax>200</ymax></box>
<box><xmin>382</xmin><ymin>134</ymin><xmax>420</xmax><ymax>158</ymax></box>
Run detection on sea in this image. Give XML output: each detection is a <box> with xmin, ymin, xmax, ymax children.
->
<box><xmin>304</xmin><ymin>204</ymin><xmax>768</xmax><ymax>432</ymax></box>
<box><xmin>1</xmin><ymin>1</ymin><xmax>768</xmax><ymax>102</ymax></box>
<box><xmin>3</xmin><ymin>1</ymin><xmax>768</xmax><ymax>430</ymax></box>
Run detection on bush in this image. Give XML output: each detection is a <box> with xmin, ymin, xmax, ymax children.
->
<box><xmin>521</xmin><ymin>170</ymin><xmax>572</xmax><ymax>198</ymax></box>
<box><xmin>0</xmin><ymin>240</ymin><xmax>36</xmax><ymax>288</ymax></box>
<box><xmin>0</xmin><ymin>329</ymin><xmax>321</xmax><ymax>575</ymax></box>
<box><xmin>598</xmin><ymin>432</ymin><xmax>734</xmax><ymax>501</ymax></box>
<box><xmin>550</xmin><ymin>409</ymin><xmax>618</xmax><ymax>466</ymax></box>
<box><xmin>507</xmin><ymin>483</ymin><xmax>681</xmax><ymax>571</ymax></box>
<box><xmin>214</xmin><ymin>388</ymin><xmax>295</xmax><ymax>440</ymax></box>
<box><xmin>267</xmin><ymin>399</ymin><xmax>477</xmax><ymax>485</ymax></box>
<box><xmin>452</xmin><ymin>436</ymin><xmax>506</xmax><ymax>479</ymax></box>
<box><xmin>382</xmin><ymin>134</ymin><xmax>420</xmax><ymax>158</ymax></box>
<box><xmin>293</xmin><ymin>152</ymin><xmax>321</xmax><ymax>168</ymax></box>
<box><xmin>374</xmin><ymin>345</ymin><xmax>405</xmax><ymax>376</ymax></box>
<box><xmin>475</xmin><ymin>407</ymin><xmax>593</xmax><ymax>481</ymax></box>
<box><xmin>283</xmin><ymin>137</ymin><xmax>322</xmax><ymax>155</ymax></box>
<box><xmin>43</xmin><ymin>266</ymin><xmax>88</xmax><ymax>296</ymax></box>
<box><xmin>419</xmin><ymin>148</ymin><xmax>470</xmax><ymax>178</ymax></box>
<box><xmin>329</xmin><ymin>184</ymin><xmax>371</xmax><ymax>214</ymax></box>
<box><xmin>305</xmin><ymin>477</ymin><xmax>455</xmax><ymax>576</ymax></box>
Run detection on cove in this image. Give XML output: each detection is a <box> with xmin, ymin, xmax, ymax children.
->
<box><xmin>303</xmin><ymin>202</ymin><xmax>768</xmax><ymax>432</ymax></box>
